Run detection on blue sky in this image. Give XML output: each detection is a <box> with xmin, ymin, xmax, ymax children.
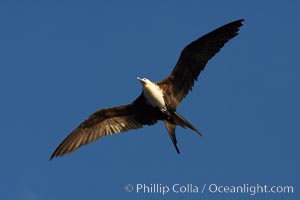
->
<box><xmin>0</xmin><ymin>1</ymin><xmax>299</xmax><ymax>199</ymax></box>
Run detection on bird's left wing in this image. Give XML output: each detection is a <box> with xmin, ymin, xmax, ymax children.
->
<box><xmin>157</xmin><ymin>19</ymin><xmax>244</xmax><ymax>109</ymax></box>
<box><xmin>50</xmin><ymin>94</ymin><xmax>157</xmax><ymax>160</ymax></box>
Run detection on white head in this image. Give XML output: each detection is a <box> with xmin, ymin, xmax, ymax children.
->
<box><xmin>137</xmin><ymin>77</ymin><xmax>165</xmax><ymax>108</ymax></box>
<box><xmin>137</xmin><ymin>77</ymin><xmax>151</xmax><ymax>87</ymax></box>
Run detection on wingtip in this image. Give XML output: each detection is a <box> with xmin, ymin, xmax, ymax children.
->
<box><xmin>49</xmin><ymin>154</ymin><xmax>55</xmax><ymax>161</ymax></box>
<box><xmin>49</xmin><ymin>151</ymin><xmax>59</xmax><ymax>161</ymax></box>
<box><xmin>175</xmin><ymin>146</ymin><xmax>180</xmax><ymax>154</ymax></box>
<box><xmin>227</xmin><ymin>19</ymin><xmax>244</xmax><ymax>28</ymax></box>
<box><xmin>234</xmin><ymin>19</ymin><xmax>245</xmax><ymax>23</ymax></box>
<box><xmin>238</xmin><ymin>19</ymin><xmax>245</xmax><ymax>26</ymax></box>
<box><xmin>197</xmin><ymin>130</ymin><xmax>204</xmax><ymax>137</ymax></box>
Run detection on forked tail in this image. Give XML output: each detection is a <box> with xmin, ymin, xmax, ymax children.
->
<box><xmin>172</xmin><ymin>111</ymin><xmax>203</xmax><ymax>136</ymax></box>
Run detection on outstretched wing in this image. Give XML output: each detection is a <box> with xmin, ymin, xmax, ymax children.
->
<box><xmin>50</xmin><ymin>95</ymin><xmax>157</xmax><ymax>160</ymax></box>
<box><xmin>157</xmin><ymin>19</ymin><xmax>244</xmax><ymax>108</ymax></box>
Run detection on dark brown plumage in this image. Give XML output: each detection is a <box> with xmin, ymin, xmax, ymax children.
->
<box><xmin>157</xmin><ymin>19</ymin><xmax>244</xmax><ymax>109</ymax></box>
<box><xmin>50</xmin><ymin>19</ymin><xmax>244</xmax><ymax>160</ymax></box>
<box><xmin>50</xmin><ymin>95</ymin><xmax>160</xmax><ymax>159</ymax></box>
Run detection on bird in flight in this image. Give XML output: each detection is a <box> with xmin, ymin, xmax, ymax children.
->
<box><xmin>50</xmin><ymin>19</ymin><xmax>244</xmax><ymax>160</ymax></box>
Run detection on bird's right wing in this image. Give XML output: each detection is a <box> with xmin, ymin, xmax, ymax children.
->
<box><xmin>50</xmin><ymin>94</ymin><xmax>157</xmax><ymax>160</ymax></box>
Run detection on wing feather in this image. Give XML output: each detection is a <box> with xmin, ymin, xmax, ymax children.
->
<box><xmin>157</xmin><ymin>19</ymin><xmax>244</xmax><ymax>108</ymax></box>
<box><xmin>50</xmin><ymin>95</ymin><xmax>157</xmax><ymax>160</ymax></box>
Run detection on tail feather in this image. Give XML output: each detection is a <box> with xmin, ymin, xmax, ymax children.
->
<box><xmin>173</xmin><ymin>111</ymin><xmax>203</xmax><ymax>136</ymax></box>
<box><xmin>164</xmin><ymin>120</ymin><xmax>180</xmax><ymax>154</ymax></box>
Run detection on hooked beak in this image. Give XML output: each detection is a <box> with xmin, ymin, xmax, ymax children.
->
<box><xmin>137</xmin><ymin>77</ymin><xmax>145</xmax><ymax>85</ymax></box>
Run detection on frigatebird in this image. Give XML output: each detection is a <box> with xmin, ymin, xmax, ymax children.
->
<box><xmin>50</xmin><ymin>19</ymin><xmax>244</xmax><ymax>160</ymax></box>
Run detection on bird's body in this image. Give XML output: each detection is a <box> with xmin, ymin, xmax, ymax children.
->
<box><xmin>138</xmin><ymin>77</ymin><xmax>167</xmax><ymax>110</ymax></box>
<box><xmin>50</xmin><ymin>19</ymin><xmax>244</xmax><ymax>160</ymax></box>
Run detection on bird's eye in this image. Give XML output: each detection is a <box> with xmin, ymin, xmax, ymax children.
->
<box><xmin>143</xmin><ymin>78</ymin><xmax>146</xmax><ymax>81</ymax></box>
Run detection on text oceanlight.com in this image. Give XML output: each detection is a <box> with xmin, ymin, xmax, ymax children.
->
<box><xmin>124</xmin><ymin>183</ymin><xmax>294</xmax><ymax>196</ymax></box>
